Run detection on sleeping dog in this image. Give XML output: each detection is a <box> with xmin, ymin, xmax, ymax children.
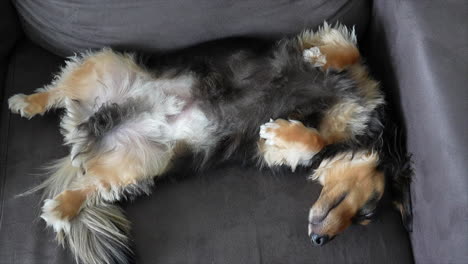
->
<box><xmin>8</xmin><ymin>23</ymin><xmax>412</xmax><ymax>264</ymax></box>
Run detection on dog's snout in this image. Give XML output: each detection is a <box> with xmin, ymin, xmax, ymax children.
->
<box><xmin>310</xmin><ymin>234</ymin><xmax>329</xmax><ymax>246</ymax></box>
<box><xmin>309</xmin><ymin>208</ymin><xmax>328</xmax><ymax>225</ymax></box>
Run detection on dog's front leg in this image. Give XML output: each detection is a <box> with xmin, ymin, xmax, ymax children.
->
<box><xmin>257</xmin><ymin>119</ymin><xmax>386</xmax><ymax>247</ymax></box>
<box><xmin>299</xmin><ymin>23</ymin><xmax>360</xmax><ymax>71</ymax></box>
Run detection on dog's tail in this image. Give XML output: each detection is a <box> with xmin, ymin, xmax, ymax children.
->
<box><xmin>62</xmin><ymin>202</ymin><xmax>132</xmax><ymax>264</ymax></box>
<box><xmin>22</xmin><ymin>157</ymin><xmax>133</xmax><ymax>264</ymax></box>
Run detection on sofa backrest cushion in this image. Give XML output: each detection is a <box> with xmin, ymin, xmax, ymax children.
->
<box><xmin>14</xmin><ymin>0</ymin><xmax>370</xmax><ymax>57</ymax></box>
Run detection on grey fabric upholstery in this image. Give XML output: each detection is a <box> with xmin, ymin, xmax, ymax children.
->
<box><xmin>365</xmin><ymin>1</ymin><xmax>468</xmax><ymax>263</ymax></box>
<box><xmin>0</xmin><ymin>0</ymin><xmax>21</xmax><ymax>103</ymax></box>
<box><xmin>14</xmin><ymin>0</ymin><xmax>370</xmax><ymax>56</ymax></box>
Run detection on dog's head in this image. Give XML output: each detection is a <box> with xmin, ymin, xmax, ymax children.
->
<box><xmin>307</xmin><ymin>149</ymin><xmax>412</xmax><ymax>246</ymax></box>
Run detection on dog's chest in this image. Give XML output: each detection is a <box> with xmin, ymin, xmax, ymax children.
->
<box><xmin>144</xmin><ymin>74</ymin><xmax>217</xmax><ymax>147</ymax></box>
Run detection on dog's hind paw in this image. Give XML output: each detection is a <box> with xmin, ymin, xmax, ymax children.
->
<box><xmin>8</xmin><ymin>93</ymin><xmax>44</xmax><ymax>119</ymax></box>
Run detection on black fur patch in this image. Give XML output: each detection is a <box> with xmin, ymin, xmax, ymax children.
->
<box><xmin>86</xmin><ymin>103</ymin><xmax>126</xmax><ymax>138</ymax></box>
<box><xmin>189</xmin><ymin>37</ymin><xmax>359</xmax><ymax>163</ymax></box>
<box><xmin>82</xmin><ymin>99</ymin><xmax>149</xmax><ymax>139</ymax></box>
<box><xmin>72</xmin><ymin>98</ymin><xmax>152</xmax><ymax>162</ymax></box>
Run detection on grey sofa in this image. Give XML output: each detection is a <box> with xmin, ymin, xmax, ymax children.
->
<box><xmin>0</xmin><ymin>0</ymin><xmax>466</xmax><ymax>263</ymax></box>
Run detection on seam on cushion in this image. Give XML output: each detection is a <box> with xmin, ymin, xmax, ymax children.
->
<box><xmin>0</xmin><ymin>43</ymin><xmax>18</xmax><ymax>231</ymax></box>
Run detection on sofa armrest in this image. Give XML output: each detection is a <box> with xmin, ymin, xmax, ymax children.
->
<box><xmin>0</xmin><ymin>0</ymin><xmax>22</xmax><ymax>102</ymax></box>
<box><xmin>364</xmin><ymin>1</ymin><xmax>468</xmax><ymax>263</ymax></box>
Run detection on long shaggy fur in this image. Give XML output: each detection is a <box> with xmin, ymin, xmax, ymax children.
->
<box><xmin>24</xmin><ymin>158</ymin><xmax>134</xmax><ymax>264</ymax></box>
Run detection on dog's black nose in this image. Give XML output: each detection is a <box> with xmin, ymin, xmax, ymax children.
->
<box><xmin>310</xmin><ymin>234</ymin><xmax>329</xmax><ymax>246</ymax></box>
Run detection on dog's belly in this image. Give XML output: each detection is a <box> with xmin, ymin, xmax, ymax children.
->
<box><xmin>168</xmin><ymin>99</ymin><xmax>217</xmax><ymax>149</ymax></box>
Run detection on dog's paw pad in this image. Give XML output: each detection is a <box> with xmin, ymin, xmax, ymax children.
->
<box><xmin>303</xmin><ymin>47</ymin><xmax>327</xmax><ymax>67</ymax></box>
<box><xmin>41</xmin><ymin>199</ymin><xmax>71</xmax><ymax>233</ymax></box>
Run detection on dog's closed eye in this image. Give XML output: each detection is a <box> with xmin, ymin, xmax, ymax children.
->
<box><xmin>309</xmin><ymin>191</ymin><xmax>348</xmax><ymax>225</ymax></box>
<box><xmin>353</xmin><ymin>191</ymin><xmax>381</xmax><ymax>224</ymax></box>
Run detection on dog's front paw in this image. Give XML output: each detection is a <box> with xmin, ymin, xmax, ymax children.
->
<box><xmin>8</xmin><ymin>93</ymin><xmax>44</xmax><ymax>119</ymax></box>
<box><xmin>303</xmin><ymin>47</ymin><xmax>327</xmax><ymax>67</ymax></box>
<box><xmin>259</xmin><ymin>119</ymin><xmax>325</xmax><ymax>171</ymax></box>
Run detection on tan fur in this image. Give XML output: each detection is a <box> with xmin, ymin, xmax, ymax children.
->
<box><xmin>310</xmin><ymin>152</ymin><xmax>385</xmax><ymax>236</ymax></box>
<box><xmin>347</xmin><ymin>64</ymin><xmax>381</xmax><ymax>101</ymax></box>
<box><xmin>86</xmin><ymin>154</ymin><xmax>143</xmax><ymax>188</ymax></box>
<box><xmin>259</xmin><ymin>119</ymin><xmax>327</xmax><ymax>170</ymax></box>
<box><xmin>318</xmin><ymin>101</ymin><xmax>361</xmax><ymax>144</ymax></box>
<box><xmin>317</xmin><ymin>66</ymin><xmax>382</xmax><ymax>146</ymax></box>
<box><xmin>265</xmin><ymin>119</ymin><xmax>326</xmax><ymax>152</ymax></box>
<box><xmin>317</xmin><ymin>64</ymin><xmax>382</xmax><ymax>145</ymax></box>
<box><xmin>61</xmin><ymin>59</ymin><xmax>98</xmax><ymax>100</ymax></box>
<box><xmin>17</xmin><ymin>51</ymin><xmax>171</xmax><ymax>234</ymax></box>
<box><xmin>23</xmin><ymin>92</ymin><xmax>51</xmax><ymax>116</ymax></box>
<box><xmin>263</xmin><ymin>27</ymin><xmax>384</xmax><ymax>239</ymax></box>
<box><xmin>50</xmin><ymin>153</ymin><xmax>155</xmax><ymax>221</ymax></box>
<box><xmin>301</xmin><ymin>33</ymin><xmax>374</xmax><ymax>145</ymax></box>
<box><xmin>55</xmin><ymin>189</ymin><xmax>91</xmax><ymax>220</ymax></box>
<box><xmin>50</xmin><ymin>135</ymin><xmax>164</xmax><ymax>224</ymax></box>
<box><xmin>298</xmin><ymin>24</ymin><xmax>360</xmax><ymax>71</ymax></box>
<box><xmin>12</xmin><ymin>50</ymin><xmax>145</xmax><ymax>118</ymax></box>
<box><xmin>61</xmin><ymin>51</ymin><xmax>143</xmax><ymax>100</ymax></box>
<box><xmin>318</xmin><ymin>44</ymin><xmax>360</xmax><ymax>71</ymax></box>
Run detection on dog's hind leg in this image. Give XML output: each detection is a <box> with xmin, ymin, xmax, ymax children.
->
<box><xmin>41</xmin><ymin>156</ymin><xmax>150</xmax><ymax>235</ymax></box>
<box><xmin>40</xmin><ymin>146</ymin><xmax>173</xmax><ymax>264</ymax></box>
<box><xmin>8</xmin><ymin>49</ymin><xmax>139</xmax><ymax>119</ymax></box>
<box><xmin>7</xmin><ymin>53</ymin><xmax>97</xmax><ymax>118</ymax></box>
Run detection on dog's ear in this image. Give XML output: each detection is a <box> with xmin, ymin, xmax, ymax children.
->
<box><xmin>390</xmin><ymin>158</ymin><xmax>413</xmax><ymax>232</ymax></box>
<box><xmin>380</xmin><ymin>126</ymin><xmax>414</xmax><ymax>232</ymax></box>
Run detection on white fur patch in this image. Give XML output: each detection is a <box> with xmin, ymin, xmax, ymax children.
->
<box><xmin>308</xmin><ymin>209</ymin><xmax>315</xmax><ymax>236</ymax></box>
<box><xmin>259</xmin><ymin>120</ymin><xmax>280</xmax><ymax>144</ymax></box>
<box><xmin>260</xmin><ymin>120</ymin><xmax>318</xmax><ymax>171</ymax></box>
<box><xmin>41</xmin><ymin>199</ymin><xmax>71</xmax><ymax>233</ymax></box>
<box><xmin>303</xmin><ymin>47</ymin><xmax>327</xmax><ymax>67</ymax></box>
<box><xmin>8</xmin><ymin>94</ymin><xmax>37</xmax><ymax>119</ymax></box>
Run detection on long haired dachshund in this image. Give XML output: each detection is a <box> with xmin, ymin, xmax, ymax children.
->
<box><xmin>8</xmin><ymin>23</ymin><xmax>412</xmax><ymax>264</ymax></box>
